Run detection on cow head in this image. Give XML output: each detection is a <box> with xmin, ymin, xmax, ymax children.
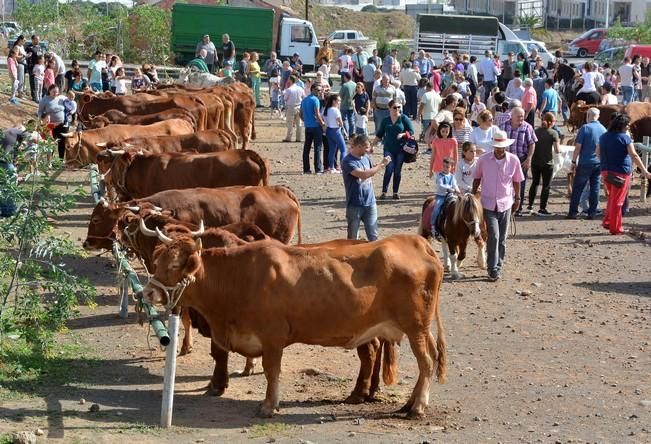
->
<box><xmin>83</xmin><ymin>200</ymin><xmax>138</xmax><ymax>250</ymax></box>
<box><xmin>60</xmin><ymin>128</ymin><xmax>86</xmax><ymax>167</ymax></box>
<box><xmin>142</xmin><ymin>234</ymin><xmax>203</xmax><ymax>307</ymax></box>
<box><xmin>87</xmin><ymin>116</ymin><xmax>111</xmax><ymax>129</ymax></box>
<box><xmin>567</xmin><ymin>100</ymin><xmax>588</xmax><ymax>129</ymax></box>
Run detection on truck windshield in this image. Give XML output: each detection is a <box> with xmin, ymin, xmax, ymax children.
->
<box><xmin>291</xmin><ymin>25</ymin><xmax>312</xmax><ymax>43</ymax></box>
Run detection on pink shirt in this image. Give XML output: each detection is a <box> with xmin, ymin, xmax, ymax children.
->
<box><xmin>430</xmin><ymin>138</ymin><xmax>458</xmax><ymax>173</ymax></box>
<box><xmin>7</xmin><ymin>57</ymin><xmax>17</xmax><ymax>79</ymax></box>
<box><xmin>522</xmin><ymin>87</ymin><xmax>537</xmax><ymax>113</ymax></box>
<box><xmin>473</xmin><ymin>151</ymin><xmax>524</xmax><ymax>212</ymax></box>
<box><xmin>43</xmin><ymin>68</ymin><xmax>55</xmax><ymax>88</ymax></box>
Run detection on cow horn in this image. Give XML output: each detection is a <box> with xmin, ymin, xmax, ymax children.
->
<box><xmin>96</xmin><ymin>142</ymin><xmax>107</xmax><ymax>148</ymax></box>
<box><xmin>108</xmin><ymin>149</ymin><xmax>125</xmax><ymax>155</ymax></box>
<box><xmin>139</xmin><ymin>218</ymin><xmax>158</xmax><ymax>237</ymax></box>
<box><xmin>60</xmin><ymin>132</ymin><xmax>74</xmax><ymax>138</ymax></box>
<box><xmin>126</xmin><ymin>206</ymin><xmax>140</xmax><ymax>212</ymax></box>
<box><xmin>189</xmin><ymin>220</ymin><xmax>205</xmax><ymax>237</ymax></box>
<box><xmin>152</xmin><ymin>206</ymin><xmax>163</xmax><ymax>211</ymax></box>
<box><xmin>195</xmin><ymin>237</ymin><xmax>202</xmax><ymax>252</ymax></box>
<box><xmin>155</xmin><ymin>227</ymin><xmax>173</xmax><ymax>244</ymax></box>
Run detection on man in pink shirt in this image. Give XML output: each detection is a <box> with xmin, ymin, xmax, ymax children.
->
<box><xmin>521</xmin><ymin>79</ymin><xmax>538</xmax><ymax>126</ymax></box>
<box><xmin>472</xmin><ymin>129</ymin><xmax>524</xmax><ymax>281</ymax></box>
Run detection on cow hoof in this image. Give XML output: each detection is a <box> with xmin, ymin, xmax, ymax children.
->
<box><xmin>443</xmin><ymin>264</ymin><xmax>451</xmax><ymax>272</ymax></box>
<box><xmin>204</xmin><ymin>385</ymin><xmax>225</xmax><ymax>397</ymax></box>
<box><xmin>396</xmin><ymin>402</ymin><xmax>413</xmax><ymax>414</ymax></box>
<box><xmin>233</xmin><ymin>368</ymin><xmax>253</xmax><ymax>377</ymax></box>
<box><xmin>256</xmin><ymin>404</ymin><xmax>276</xmax><ymax>418</ymax></box>
<box><xmin>451</xmin><ymin>272</ymin><xmax>462</xmax><ymax>280</ymax></box>
<box><xmin>343</xmin><ymin>393</ymin><xmax>366</xmax><ymax>404</ymax></box>
<box><xmin>406</xmin><ymin>409</ymin><xmax>426</xmax><ymax>420</ymax></box>
<box><xmin>179</xmin><ymin>346</ymin><xmax>193</xmax><ymax>356</ymax></box>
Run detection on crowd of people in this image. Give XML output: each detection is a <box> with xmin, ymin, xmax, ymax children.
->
<box><xmin>262</xmin><ymin>43</ymin><xmax>651</xmax><ymax>281</ymax></box>
<box><xmin>5</xmin><ymin>33</ymin><xmax>651</xmax><ymax>280</ymax></box>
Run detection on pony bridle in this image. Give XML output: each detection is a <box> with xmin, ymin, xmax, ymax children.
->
<box><xmin>147</xmin><ymin>275</ymin><xmax>195</xmax><ymax>312</ymax></box>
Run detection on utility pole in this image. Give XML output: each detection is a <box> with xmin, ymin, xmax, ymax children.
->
<box><xmin>305</xmin><ymin>0</ymin><xmax>308</xmax><ymax>21</ymax></box>
<box><xmin>604</xmin><ymin>0</ymin><xmax>609</xmax><ymax>28</ymax></box>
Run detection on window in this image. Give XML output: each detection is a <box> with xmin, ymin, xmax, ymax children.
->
<box><xmin>292</xmin><ymin>25</ymin><xmax>312</xmax><ymax>43</ymax></box>
<box><xmin>347</xmin><ymin>32</ymin><xmax>356</xmax><ymax>39</ymax></box>
<box><xmin>333</xmin><ymin>32</ymin><xmax>344</xmax><ymax>40</ymax></box>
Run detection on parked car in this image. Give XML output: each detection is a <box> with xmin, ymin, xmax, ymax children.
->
<box><xmin>521</xmin><ymin>40</ymin><xmax>556</xmax><ymax>68</ymax></box>
<box><xmin>567</xmin><ymin>28</ymin><xmax>607</xmax><ymax>57</ymax></box>
<box><xmin>594</xmin><ymin>46</ymin><xmax>626</xmax><ymax>68</ymax></box>
<box><xmin>328</xmin><ymin>30</ymin><xmax>369</xmax><ymax>42</ymax></box>
<box><xmin>625</xmin><ymin>45</ymin><xmax>651</xmax><ymax>60</ymax></box>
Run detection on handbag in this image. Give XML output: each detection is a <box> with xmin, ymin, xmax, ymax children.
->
<box><xmin>400</xmin><ymin>131</ymin><xmax>419</xmax><ymax>163</ymax></box>
<box><xmin>605</xmin><ymin>172</ymin><xmax>625</xmax><ymax>188</ymax></box>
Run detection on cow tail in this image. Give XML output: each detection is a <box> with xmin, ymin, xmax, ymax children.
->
<box><xmin>247</xmin><ymin>150</ymin><xmax>269</xmax><ymax>186</ymax></box>
<box><xmin>430</xmin><ymin>282</ymin><xmax>448</xmax><ymax>384</ymax></box>
<box><xmin>381</xmin><ymin>340</ymin><xmax>398</xmax><ymax>386</ymax></box>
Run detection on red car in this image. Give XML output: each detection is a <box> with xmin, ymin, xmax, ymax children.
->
<box><xmin>567</xmin><ymin>28</ymin><xmax>607</xmax><ymax>57</ymax></box>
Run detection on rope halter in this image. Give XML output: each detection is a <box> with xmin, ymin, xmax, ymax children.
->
<box><xmin>146</xmin><ymin>275</ymin><xmax>196</xmax><ymax>313</ymax></box>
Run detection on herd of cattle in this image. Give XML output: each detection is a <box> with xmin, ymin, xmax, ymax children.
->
<box><xmin>74</xmin><ymin>84</ymin><xmax>447</xmax><ymax>418</ymax></box>
<box><xmin>567</xmin><ymin>100</ymin><xmax>651</xmax><ymax>138</ymax></box>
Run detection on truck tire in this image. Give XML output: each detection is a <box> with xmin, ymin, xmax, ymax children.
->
<box><xmin>577</xmin><ymin>48</ymin><xmax>588</xmax><ymax>58</ymax></box>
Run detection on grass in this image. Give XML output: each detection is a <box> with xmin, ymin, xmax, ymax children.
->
<box><xmin>0</xmin><ymin>435</ymin><xmax>13</xmax><ymax>444</ymax></box>
<box><xmin>248</xmin><ymin>422</ymin><xmax>294</xmax><ymax>439</ymax></box>
<box><xmin>0</xmin><ymin>336</ymin><xmax>99</xmax><ymax>401</ymax></box>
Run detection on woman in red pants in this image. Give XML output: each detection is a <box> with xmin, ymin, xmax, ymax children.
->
<box><xmin>597</xmin><ymin>113</ymin><xmax>651</xmax><ymax>234</ymax></box>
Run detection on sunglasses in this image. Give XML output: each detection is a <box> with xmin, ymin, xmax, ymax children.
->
<box><xmin>392</xmin><ymin>106</ymin><xmax>402</xmax><ymax>110</ymax></box>
<box><xmin>454</xmin><ymin>118</ymin><xmax>464</xmax><ymax>121</ymax></box>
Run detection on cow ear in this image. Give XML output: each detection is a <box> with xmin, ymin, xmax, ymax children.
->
<box><xmin>184</xmin><ymin>252</ymin><xmax>202</xmax><ymax>276</ymax></box>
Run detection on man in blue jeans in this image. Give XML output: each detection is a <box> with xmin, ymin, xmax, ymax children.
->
<box><xmin>339</xmin><ymin>72</ymin><xmax>356</xmax><ymax>137</ymax></box>
<box><xmin>300</xmin><ymin>83</ymin><xmax>326</xmax><ymax>174</ymax></box>
<box><xmin>566</xmin><ymin>107</ymin><xmax>607</xmax><ymax>219</ymax></box>
<box><xmin>342</xmin><ymin>135</ymin><xmax>391</xmax><ymax>240</ymax></box>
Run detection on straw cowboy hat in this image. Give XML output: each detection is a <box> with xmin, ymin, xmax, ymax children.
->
<box><xmin>491</xmin><ymin>129</ymin><xmax>515</xmax><ymax>148</ymax></box>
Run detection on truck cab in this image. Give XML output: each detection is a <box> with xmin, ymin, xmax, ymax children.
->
<box><xmin>279</xmin><ymin>17</ymin><xmax>319</xmax><ymax>69</ymax></box>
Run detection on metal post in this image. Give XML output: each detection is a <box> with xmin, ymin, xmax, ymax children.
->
<box><xmin>119</xmin><ymin>278</ymin><xmax>129</xmax><ymax>319</ymax></box>
<box><xmin>305</xmin><ymin>0</ymin><xmax>308</xmax><ymax>21</ymax></box>
<box><xmin>604</xmin><ymin>0</ymin><xmax>609</xmax><ymax>28</ymax></box>
<box><xmin>161</xmin><ymin>314</ymin><xmax>180</xmax><ymax>428</ymax></box>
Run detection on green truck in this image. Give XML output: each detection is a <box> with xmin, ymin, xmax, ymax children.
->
<box><xmin>171</xmin><ymin>3</ymin><xmax>320</xmax><ymax>68</ymax></box>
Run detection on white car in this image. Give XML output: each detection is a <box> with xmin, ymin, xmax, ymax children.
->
<box><xmin>521</xmin><ymin>40</ymin><xmax>556</xmax><ymax>68</ymax></box>
<box><xmin>328</xmin><ymin>30</ymin><xmax>369</xmax><ymax>42</ymax></box>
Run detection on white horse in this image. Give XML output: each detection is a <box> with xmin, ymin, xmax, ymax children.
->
<box><xmin>176</xmin><ymin>68</ymin><xmax>235</xmax><ymax>88</ymax></box>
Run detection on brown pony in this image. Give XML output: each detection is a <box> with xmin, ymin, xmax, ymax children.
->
<box><xmin>419</xmin><ymin>193</ymin><xmax>487</xmax><ymax>279</ymax></box>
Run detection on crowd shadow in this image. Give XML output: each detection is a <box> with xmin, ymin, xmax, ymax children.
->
<box><xmin>573</xmin><ymin>280</ymin><xmax>651</xmax><ymax>298</ymax></box>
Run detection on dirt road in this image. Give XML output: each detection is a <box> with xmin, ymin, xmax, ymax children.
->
<box><xmin>1</xmin><ymin>106</ymin><xmax>650</xmax><ymax>443</ymax></box>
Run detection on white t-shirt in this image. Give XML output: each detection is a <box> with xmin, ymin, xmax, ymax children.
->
<box><xmin>115</xmin><ymin>78</ymin><xmax>127</xmax><ymax>95</ymax></box>
<box><xmin>324</xmin><ymin>107</ymin><xmax>342</xmax><ymax>129</ymax></box>
<box><xmin>33</xmin><ymin>64</ymin><xmax>45</xmax><ymax>80</ymax></box>
<box><xmin>619</xmin><ymin>64</ymin><xmax>634</xmax><ymax>87</ymax></box>
<box><xmin>604</xmin><ymin>93</ymin><xmax>619</xmax><ymax>105</ymax></box>
<box><xmin>338</xmin><ymin>54</ymin><xmax>352</xmax><ymax>73</ymax></box>
<box><xmin>471</xmin><ymin>102</ymin><xmax>487</xmax><ymax>122</ymax></box>
<box><xmin>355</xmin><ymin>113</ymin><xmax>368</xmax><ymax>130</ymax></box>
<box><xmin>579</xmin><ymin>71</ymin><xmax>599</xmax><ymax>93</ymax></box>
<box><xmin>420</xmin><ymin>91</ymin><xmax>442</xmax><ymax>120</ymax></box>
<box><xmin>469</xmin><ymin>125</ymin><xmax>499</xmax><ymax>153</ymax></box>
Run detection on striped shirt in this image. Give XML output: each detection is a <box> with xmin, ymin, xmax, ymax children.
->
<box><xmin>372</xmin><ymin>85</ymin><xmax>396</xmax><ymax>110</ymax></box>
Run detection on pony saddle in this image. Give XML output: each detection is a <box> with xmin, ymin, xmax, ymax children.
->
<box><xmin>435</xmin><ymin>192</ymin><xmax>459</xmax><ymax>238</ymax></box>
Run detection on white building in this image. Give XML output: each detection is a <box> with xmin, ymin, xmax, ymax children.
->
<box><xmin>547</xmin><ymin>0</ymin><xmax>650</xmax><ymax>26</ymax></box>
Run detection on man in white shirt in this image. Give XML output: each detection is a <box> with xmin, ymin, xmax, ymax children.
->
<box><xmin>618</xmin><ymin>57</ymin><xmax>635</xmax><ymax>105</ymax></box>
<box><xmin>417</xmin><ymin>81</ymin><xmax>442</xmax><ymax>141</ymax></box>
<box><xmin>479</xmin><ymin>50</ymin><xmax>499</xmax><ymax>103</ymax></box>
<box><xmin>466</xmin><ymin>55</ymin><xmax>479</xmax><ymax>103</ymax></box>
<box><xmin>600</xmin><ymin>84</ymin><xmax>619</xmax><ymax>105</ymax></box>
<box><xmin>48</xmin><ymin>51</ymin><xmax>66</xmax><ymax>91</ymax></box>
<box><xmin>283</xmin><ymin>75</ymin><xmax>304</xmax><ymax>143</ymax></box>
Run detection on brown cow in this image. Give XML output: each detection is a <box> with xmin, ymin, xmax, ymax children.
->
<box><xmin>624</xmin><ymin>102</ymin><xmax>651</xmax><ymax>124</ymax></box>
<box><xmin>87</xmin><ymin>108</ymin><xmax>197</xmax><ymax>130</ymax></box>
<box><xmin>142</xmin><ymin>233</ymin><xmax>446</xmax><ymax>418</ymax></box>
<box><xmin>102</xmin><ymin>129</ymin><xmax>235</xmax><ymax>158</ymax></box>
<box><xmin>567</xmin><ymin>101</ymin><xmax>624</xmax><ymax>131</ymax></box>
<box><xmin>82</xmin><ymin>186</ymin><xmax>302</xmax><ymax>251</ymax></box>
<box><xmin>128</xmin><ymin>218</ymin><xmax>393</xmax><ymax>401</ymax></box>
<box><xmin>61</xmin><ymin>119</ymin><xmax>195</xmax><ymax>167</ymax></box>
<box><xmin>103</xmin><ymin>149</ymin><xmax>269</xmax><ymax>200</ymax></box>
<box><xmin>629</xmin><ymin>116</ymin><xmax>651</xmax><ymax>142</ymax></box>
<box><xmin>77</xmin><ymin>93</ymin><xmax>209</xmax><ymax>130</ymax></box>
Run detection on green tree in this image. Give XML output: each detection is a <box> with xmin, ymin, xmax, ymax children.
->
<box><xmin>608</xmin><ymin>12</ymin><xmax>651</xmax><ymax>44</ymax></box>
<box><xmin>0</xmin><ymin>131</ymin><xmax>95</xmax><ymax>355</ymax></box>
<box><xmin>126</xmin><ymin>6</ymin><xmax>172</xmax><ymax>66</ymax></box>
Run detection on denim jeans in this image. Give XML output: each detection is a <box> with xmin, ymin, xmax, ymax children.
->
<box><xmin>382</xmin><ymin>150</ymin><xmax>405</xmax><ymax>194</ymax></box>
<box><xmin>484</xmin><ymin>208</ymin><xmax>510</xmax><ymax>275</ymax></box>
<box><xmin>303</xmin><ymin>127</ymin><xmax>323</xmax><ymax>173</ymax></box>
<box><xmin>569</xmin><ymin>163</ymin><xmax>601</xmax><ymax>216</ymax></box>
<box><xmin>326</xmin><ymin>127</ymin><xmax>347</xmax><ymax>169</ymax></box>
<box><xmin>373</xmin><ymin>108</ymin><xmax>389</xmax><ymax>134</ymax></box>
<box><xmin>341</xmin><ymin>109</ymin><xmax>355</xmax><ymax>138</ymax></box>
<box><xmin>403</xmin><ymin>85</ymin><xmax>418</xmax><ymax>118</ymax></box>
<box><xmin>430</xmin><ymin>195</ymin><xmax>445</xmax><ymax>231</ymax></box>
<box><xmin>517</xmin><ymin>155</ymin><xmax>528</xmax><ymax>211</ymax></box>
<box><xmin>483</xmin><ymin>80</ymin><xmax>495</xmax><ymax>103</ymax></box>
<box><xmin>622</xmin><ymin>86</ymin><xmax>634</xmax><ymax>105</ymax></box>
<box><xmin>346</xmin><ymin>204</ymin><xmax>378</xmax><ymax>241</ymax></box>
